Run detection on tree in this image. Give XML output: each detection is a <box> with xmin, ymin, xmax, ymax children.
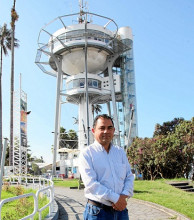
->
<box><xmin>153</xmin><ymin>117</ymin><xmax>184</xmax><ymax>136</ymax></box>
<box><xmin>31</xmin><ymin>162</ymin><xmax>41</xmax><ymax>175</ymax></box>
<box><xmin>72</xmin><ymin>116</ymin><xmax>78</xmax><ymax>124</ymax></box>
<box><xmin>59</xmin><ymin>127</ymin><xmax>78</xmax><ymax>149</ymax></box>
<box><xmin>59</xmin><ymin>127</ymin><xmax>68</xmax><ymax>149</ymax></box>
<box><xmin>9</xmin><ymin>0</ymin><xmax>19</xmax><ymax>166</ymax></box>
<box><xmin>0</xmin><ymin>24</ymin><xmax>11</xmax><ymax>164</ymax></box>
<box><xmin>68</xmin><ymin>129</ymin><xmax>78</xmax><ymax>149</ymax></box>
<box><xmin>27</xmin><ymin>145</ymin><xmax>33</xmax><ymax>161</ymax></box>
<box><xmin>127</xmin><ymin>137</ymin><xmax>160</xmax><ymax>180</ymax></box>
<box><xmin>92</xmin><ymin>104</ymin><xmax>102</xmax><ymax>117</ymax></box>
<box><xmin>171</xmin><ymin>118</ymin><xmax>194</xmax><ymax>178</ymax></box>
<box><xmin>32</xmin><ymin>156</ymin><xmax>45</xmax><ymax>163</ymax></box>
<box><xmin>0</xmin><ymin>23</ymin><xmax>19</xmax><ymax>164</ymax></box>
<box><xmin>128</xmin><ymin>118</ymin><xmax>194</xmax><ymax>180</ymax></box>
<box><xmin>4</xmin><ymin>141</ymin><xmax>10</xmax><ymax>166</ymax></box>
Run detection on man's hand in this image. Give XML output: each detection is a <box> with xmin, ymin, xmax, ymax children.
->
<box><xmin>112</xmin><ymin>195</ymin><xmax>128</xmax><ymax>211</ymax></box>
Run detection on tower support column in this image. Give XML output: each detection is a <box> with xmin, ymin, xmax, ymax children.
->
<box><xmin>52</xmin><ymin>55</ymin><xmax>63</xmax><ymax>176</ymax></box>
<box><xmin>107</xmin><ymin>54</ymin><xmax>121</xmax><ymax>146</ymax></box>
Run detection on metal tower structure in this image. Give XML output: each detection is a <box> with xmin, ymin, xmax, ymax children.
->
<box><xmin>13</xmin><ymin>75</ymin><xmax>28</xmax><ymax>175</ymax></box>
<box><xmin>35</xmin><ymin>7</ymin><xmax>138</xmax><ymax>175</ymax></box>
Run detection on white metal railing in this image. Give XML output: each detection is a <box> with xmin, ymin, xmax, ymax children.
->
<box><xmin>0</xmin><ymin>175</ymin><xmax>54</xmax><ymax>220</ymax></box>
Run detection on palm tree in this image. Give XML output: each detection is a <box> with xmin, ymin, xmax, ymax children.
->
<box><xmin>0</xmin><ymin>23</ymin><xmax>19</xmax><ymax>164</ymax></box>
<box><xmin>92</xmin><ymin>104</ymin><xmax>102</xmax><ymax>117</ymax></box>
<box><xmin>9</xmin><ymin>0</ymin><xmax>19</xmax><ymax>166</ymax></box>
<box><xmin>59</xmin><ymin>127</ymin><xmax>78</xmax><ymax>149</ymax></box>
<box><xmin>68</xmin><ymin>129</ymin><xmax>78</xmax><ymax>149</ymax></box>
<box><xmin>59</xmin><ymin>127</ymin><xmax>69</xmax><ymax>149</ymax></box>
<box><xmin>72</xmin><ymin>116</ymin><xmax>79</xmax><ymax>125</ymax></box>
<box><xmin>0</xmin><ymin>24</ymin><xmax>12</xmax><ymax>164</ymax></box>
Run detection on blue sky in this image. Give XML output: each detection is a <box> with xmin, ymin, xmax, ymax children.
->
<box><xmin>1</xmin><ymin>0</ymin><xmax>194</xmax><ymax>163</ymax></box>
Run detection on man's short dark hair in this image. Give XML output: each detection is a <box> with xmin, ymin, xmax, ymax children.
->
<box><xmin>93</xmin><ymin>114</ymin><xmax>114</xmax><ymax>128</ymax></box>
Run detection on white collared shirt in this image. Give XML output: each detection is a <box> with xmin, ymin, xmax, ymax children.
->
<box><xmin>79</xmin><ymin>141</ymin><xmax>134</xmax><ymax>206</ymax></box>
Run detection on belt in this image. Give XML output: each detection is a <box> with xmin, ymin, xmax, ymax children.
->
<box><xmin>87</xmin><ymin>199</ymin><xmax>114</xmax><ymax>211</ymax></box>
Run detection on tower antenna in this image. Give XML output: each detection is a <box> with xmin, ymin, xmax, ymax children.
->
<box><xmin>78</xmin><ymin>0</ymin><xmax>83</xmax><ymax>23</ymax></box>
<box><xmin>79</xmin><ymin>0</ymin><xmax>84</xmax><ymax>11</ymax></box>
<box><xmin>78</xmin><ymin>0</ymin><xmax>88</xmax><ymax>23</ymax></box>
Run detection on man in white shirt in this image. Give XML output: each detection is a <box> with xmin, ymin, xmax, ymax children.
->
<box><xmin>79</xmin><ymin>114</ymin><xmax>134</xmax><ymax>220</ymax></box>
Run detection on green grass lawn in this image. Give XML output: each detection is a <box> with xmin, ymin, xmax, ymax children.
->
<box><xmin>53</xmin><ymin>178</ymin><xmax>79</xmax><ymax>187</ymax></box>
<box><xmin>1</xmin><ymin>185</ymin><xmax>49</xmax><ymax>220</ymax></box>
<box><xmin>133</xmin><ymin>179</ymin><xmax>194</xmax><ymax>220</ymax></box>
<box><xmin>54</xmin><ymin>178</ymin><xmax>194</xmax><ymax>220</ymax></box>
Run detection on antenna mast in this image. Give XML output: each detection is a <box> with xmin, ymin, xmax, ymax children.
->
<box><xmin>78</xmin><ymin>0</ymin><xmax>84</xmax><ymax>23</ymax></box>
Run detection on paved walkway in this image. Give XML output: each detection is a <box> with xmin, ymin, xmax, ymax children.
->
<box><xmin>54</xmin><ymin>187</ymin><xmax>190</xmax><ymax>220</ymax></box>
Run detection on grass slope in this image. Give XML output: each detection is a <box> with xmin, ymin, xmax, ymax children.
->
<box><xmin>133</xmin><ymin>179</ymin><xmax>194</xmax><ymax>220</ymax></box>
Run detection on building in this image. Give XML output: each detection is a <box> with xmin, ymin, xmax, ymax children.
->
<box><xmin>36</xmin><ymin>8</ymin><xmax>138</xmax><ymax>175</ymax></box>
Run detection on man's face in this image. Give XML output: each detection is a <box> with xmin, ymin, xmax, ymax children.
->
<box><xmin>92</xmin><ymin>117</ymin><xmax>115</xmax><ymax>147</ymax></box>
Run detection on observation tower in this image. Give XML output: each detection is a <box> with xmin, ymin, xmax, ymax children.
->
<box><xmin>35</xmin><ymin>4</ymin><xmax>138</xmax><ymax>175</ymax></box>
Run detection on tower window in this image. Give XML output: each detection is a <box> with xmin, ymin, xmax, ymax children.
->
<box><xmin>93</xmin><ymin>80</ymin><xmax>98</xmax><ymax>88</ymax></box>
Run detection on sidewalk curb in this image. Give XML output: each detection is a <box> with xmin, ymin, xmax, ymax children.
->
<box><xmin>44</xmin><ymin>199</ymin><xmax>59</xmax><ymax>220</ymax></box>
<box><xmin>131</xmin><ymin>198</ymin><xmax>190</xmax><ymax>220</ymax></box>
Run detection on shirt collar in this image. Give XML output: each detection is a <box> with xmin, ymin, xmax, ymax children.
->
<box><xmin>94</xmin><ymin>140</ymin><xmax>113</xmax><ymax>152</ymax></box>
